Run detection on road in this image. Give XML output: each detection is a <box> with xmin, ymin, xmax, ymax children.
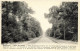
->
<box><xmin>28</xmin><ymin>34</ymin><xmax>77</xmax><ymax>44</ymax></box>
<box><xmin>29</xmin><ymin>34</ymin><xmax>54</xmax><ymax>44</ymax></box>
<box><xmin>4</xmin><ymin>33</ymin><xmax>77</xmax><ymax>45</ymax></box>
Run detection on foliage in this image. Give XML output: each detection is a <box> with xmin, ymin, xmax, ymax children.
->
<box><xmin>46</xmin><ymin>28</ymin><xmax>52</xmax><ymax>36</ymax></box>
<box><xmin>2</xmin><ymin>1</ymin><xmax>42</xmax><ymax>43</ymax></box>
<box><xmin>45</xmin><ymin>2</ymin><xmax>78</xmax><ymax>41</ymax></box>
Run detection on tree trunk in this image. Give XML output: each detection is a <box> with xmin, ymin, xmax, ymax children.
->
<box><xmin>54</xmin><ymin>30</ymin><xmax>55</xmax><ymax>38</ymax></box>
<box><xmin>64</xmin><ymin>22</ymin><xmax>65</xmax><ymax>40</ymax></box>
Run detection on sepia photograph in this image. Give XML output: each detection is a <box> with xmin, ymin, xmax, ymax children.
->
<box><xmin>1</xmin><ymin>0</ymin><xmax>79</xmax><ymax>50</ymax></box>
<box><xmin>1</xmin><ymin>1</ymin><xmax>78</xmax><ymax>44</ymax></box>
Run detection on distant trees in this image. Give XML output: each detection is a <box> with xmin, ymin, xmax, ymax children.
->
<box><xmin>46</xmin><ymin>28</ymin><xmax>52</xmax><ymax>37</ymax></box>
<box><xmin>2</xmin><ymin>1</ymin><xmax>42</xmax><ymax>43</ymax></box>
<box><xmin>45</xmin><ymin>2</ymin><xmax>78</xmax><ymax>41</ymax></box>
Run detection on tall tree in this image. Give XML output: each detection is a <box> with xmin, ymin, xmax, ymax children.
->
<box><xmin>2</xmin><ymin>1</ymin><xmax>42</xmax><ymax>43</ymax></box>
<box><xmin>45</xmin><ymin>2</ymin><xmax>78</xmax><ymax>41</ymax></box>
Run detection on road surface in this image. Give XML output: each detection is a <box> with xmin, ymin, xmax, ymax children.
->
<box><xmin>4</xmin><ymin>33</ymin><xmax>77</xmax><ymax>45</ymax></box>
<box><xmin>28</xmin><ymin>34</ymin><xmax>77</xmax><ymax>44</ymax></box>
<box><xmin>29</xmin><ymin>34</ymin><xmax>54</xmax><ymax>44</ymax></box>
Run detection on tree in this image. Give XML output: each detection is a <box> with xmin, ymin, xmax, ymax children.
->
<box><xmin>59</xmin><ymin>2</ymin><xmax>78</xmax><ymax>41</ymax></box>
<box><xmin>46</xmin><ymin>28</ymin><xmax>52</xmax><ymax>36</ymax></box>
<box><xmin>2</xmin><ymin>1</ymin><xmax>42</xmax><ymax>43</ymax></box>
<box><xmin>45</xmin><ymin>2</ymin><xmax>78</xmax><ymax>41</ymax></box>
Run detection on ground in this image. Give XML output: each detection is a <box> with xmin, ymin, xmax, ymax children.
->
<box><xmin>4</xmin><ymin>33</ymin><xmax>77</xmax><ymax>45</ymax></box>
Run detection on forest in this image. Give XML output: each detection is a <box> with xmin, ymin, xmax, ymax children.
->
<box><xmin>2</xmin><ymin>1</ymin><xmax>42</xmax><ymax>43</ymax></box>
<box><xmin>45</xmin><ymin>2</ymin><xmax>78</xmax><ymax>42</ymax></box>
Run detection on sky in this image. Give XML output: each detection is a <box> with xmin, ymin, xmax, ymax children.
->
<box><xmin>25</xmin><ymin>0</ymin><xmax>77</xmax><ymax>32</ymax></box>
<box><xmin>25</xmin><ymin>0</ymin><xmax>62</xmax><ymax>32</ymax></box>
